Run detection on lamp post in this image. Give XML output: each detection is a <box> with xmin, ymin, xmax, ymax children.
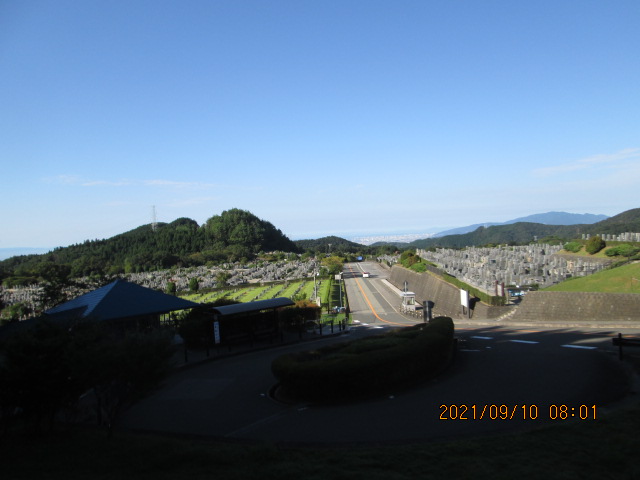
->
<box><xmin>313</xmin><ymin>270</ymin><xmax>317</xmax><ymax>300</ymax></box>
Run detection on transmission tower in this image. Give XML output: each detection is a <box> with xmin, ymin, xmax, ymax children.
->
<box><xmin>151</xmin><ymin>205</ymin><xmax>158</xmax><ymax>232</ymax></box>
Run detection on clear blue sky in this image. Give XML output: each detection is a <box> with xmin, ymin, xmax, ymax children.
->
<box><xmin>1</xmin><ymin>0</ymin><xmax>639</xmax><ymax>248</ymax></box>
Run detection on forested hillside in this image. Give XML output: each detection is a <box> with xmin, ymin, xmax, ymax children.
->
<box><xmin>0</xmin><ymin>209</ymin><xmax>300</xmax><ymax>282</ymax></box>
<box><xmin>2</xmin><ymin>207</ymin><xmax>638</xmax><ymax>286</ymax></box>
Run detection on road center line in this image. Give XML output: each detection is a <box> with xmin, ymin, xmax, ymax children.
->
<box><xmin>347</xmin><ymin>265</ymin><xmax>406</xmax><ymax>326</ymax></box>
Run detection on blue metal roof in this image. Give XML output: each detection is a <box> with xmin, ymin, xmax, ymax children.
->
<box><xmin>45</xmin><ymin>279</ymin><xmax>200</xmax><ymax>321</ymax></box>
<box><xmin>211</xmin><ymin>297</ymin><xmax>294</xmax><ymax>316</ymax></box>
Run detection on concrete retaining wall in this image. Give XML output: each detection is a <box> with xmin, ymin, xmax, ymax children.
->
<box><xmin>510</xmin><ymin>291</ymin><xmax>640</xmax><ymax>323</ymax></box>
<box><xmin>388</xmin><ymin>265</ymin><xmax>640</xmax><ymax>323</ymax></box>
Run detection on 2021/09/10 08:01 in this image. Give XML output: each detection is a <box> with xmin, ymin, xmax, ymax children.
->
<box><xmin>439</xmin><ymin>404</ymin><xmax>597</xmax><ymax>420</ymax></box>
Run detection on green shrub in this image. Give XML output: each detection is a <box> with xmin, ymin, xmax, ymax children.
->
<box><xmin>606</xmin><ymin>244</ymin><xmax>640</xmax><ymax>258</ymax></box>
<box><xmin>563</xmin><ymin>241</ymin><xmax>583</xmax><ymax>253</ymax></box>
<box><xmin>271</xmin><ymin>317</ymin><xmax>454</xmax><ymax>401</ymax></box>
<box><xmin>410</xmin><ymin>262</ymin><xmax>427</xmax><ymax>273</ymax></box>
<box><xmin>585</xmin><ymin>236</ymin><xmax>606</xmax><ymax>255</ymax></box>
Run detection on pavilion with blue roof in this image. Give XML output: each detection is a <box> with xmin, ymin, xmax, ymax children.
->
<box><xmin>44</xmin><ymin>279</ymin><xmax>200</xmax><ymax>330</ymax></box>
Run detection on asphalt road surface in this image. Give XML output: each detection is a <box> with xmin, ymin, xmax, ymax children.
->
<box><xmin>119</xmin><ymin>262</ymin><xmax>635</xmax><ymax>444</ymax></box>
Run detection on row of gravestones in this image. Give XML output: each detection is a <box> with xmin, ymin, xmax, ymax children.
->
<box><xmin>125</xmin><ymin>259</ymin><xmax>320</xmax><ymax>292</ymax></box>
<box><xmin>0</xmin><ymin>259</ymin><xmax>322</xmax><ymax>310</ymax></box>
<box><xmin>582</xmin><ymin>232</ymin><xmax>640</xmax><ymax>242</ymax></box>
<box><xmin>417</xmin><ymin>244</ymin><xmax>608</xmax><ymax>294</ymax></box>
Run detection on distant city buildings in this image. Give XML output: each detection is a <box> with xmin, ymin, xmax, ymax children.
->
<box><xmin>350</xmin><ymin>233</ymin><xmax>435</xmax><ymax>246</ymax></box>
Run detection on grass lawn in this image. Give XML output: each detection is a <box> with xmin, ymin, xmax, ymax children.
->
<box><xmin>544</xmin><ymin>262</ymin><xmax>640</xmax><ymax>294</ymax></box>
<box><xmin>280</xmin><ymin>281</ymin><xmax>307</xmax><ymax>298</ymax></box>
<box><xmin>299</xmin><ymin>281</ymin><xmax>316</xmax><ymax>300</ymax></box>
<box><xmin>179</xmin><ymin>279</ymin><xmax>324</xmax><ymax>305</ymax></box>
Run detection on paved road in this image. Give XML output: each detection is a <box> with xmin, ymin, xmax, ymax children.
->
<box><xmin>119</xmin><ymin>262</ymin><xmax>636</xmax><ymax>444</ymax></box>
<box><xmin>344</xmin><ymin>261</ymin><xmax>420</xmax><ymax>327</ymax></box>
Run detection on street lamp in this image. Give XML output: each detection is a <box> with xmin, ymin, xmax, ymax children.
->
<box><xmin>313</xmin><ymin>270</ymin><xmax>318</xmax><ymax>300</ymax></box>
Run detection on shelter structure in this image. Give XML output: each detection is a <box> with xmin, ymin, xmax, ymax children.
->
<box><xmin>44</xmin><ymin>279</ymin><xmax>200</xmax><ymax>331</ymax></box>
<box><xmin>209</xmin><ymin>297</ymin><xmax>295</xmax><ymax>345</ymax></box>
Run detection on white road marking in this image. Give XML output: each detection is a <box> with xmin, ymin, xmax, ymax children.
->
<box><xmin>470</xmin><ymin>336</ymin><xmax>493</xmax><ymax>340</ymax></box>
<box><xmin>509</xmin><ymin>340</ymin><xmax>539</xmax><ymax>344</ymax></box>
<box><xmin>561</xmin><ymin>344</ymin><xmax>598</xmax><ymax>350</ymax></box>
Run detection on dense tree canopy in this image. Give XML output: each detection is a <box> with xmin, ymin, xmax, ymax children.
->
<box><xmin>204</xmin><ymin>209</ymin><xmax>298</xmax><ymax>260</ymax></box>
<box><xmin>0</xmin><ymin>210</ymin><xmax>301</xmax><ymax>283</ymax></box>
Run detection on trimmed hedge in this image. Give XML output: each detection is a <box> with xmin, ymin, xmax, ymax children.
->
<box><xmin>271</xmin><ymin>317</ymin><xmax>455</xmax><ymax>402</ymax></box>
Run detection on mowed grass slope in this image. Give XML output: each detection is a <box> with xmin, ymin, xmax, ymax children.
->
<box><xmin>180</xmin><ymin>278</ymin><xmax>333</xmax><ymax>305</ymax></box>
<box><xmin>544</xmin><ymin>262</ymin><xmax>640</xmax><ymax>294</ymax></box>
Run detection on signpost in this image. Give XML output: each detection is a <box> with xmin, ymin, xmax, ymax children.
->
<box><xmin>460</xmin><ymin>289</ymin><xmax>470</xmax><ymax>318</ymax></box>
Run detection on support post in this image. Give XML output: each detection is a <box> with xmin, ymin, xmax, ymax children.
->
<box><xmin>619</xmin><ymin>332</ymin><xmax>623</xmax><ymax>360</ymax></box>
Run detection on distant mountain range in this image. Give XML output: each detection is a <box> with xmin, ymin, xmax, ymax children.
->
<box><xmin>406</xmin><ymin>209</ymin><xmax>640</xmax><ymax>249</ymax></box>
<box><xmin>433</xmin><ymin>212</ymin><xmax>609</xmax><ymax>237</ymax></box>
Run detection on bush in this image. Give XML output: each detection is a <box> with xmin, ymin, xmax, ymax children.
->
<box><xmin>271</xmin><ymin>317</ymin><xmax>455</xmax><ymax>401</ymax></box>
<box><xmin>585</xmin><ymin>236</ymin><xmax>606</xmax><ymax>255</ymax></box>
<box><xmin>410</xmin><ymin>262</ymin><xmax>427</xmax><ymax>273</ymax></box>
<box><xmin>563</xmin><ymin>241</ymin><xmax>583</xmax><ymax>253</ymax></box>
<box><xmin>605</xmin><ymin>244</ymin><xmax>640</xmax><ymax>258</ymax></box>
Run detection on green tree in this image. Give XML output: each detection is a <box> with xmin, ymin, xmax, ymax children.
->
<box><xmin>585</xmin><ymin>236</ymin><xmax>606</xmax><ymax>255</ymax></box>
<box><xmin>166</xmin><ymin>281</ymin><xmax>177</xmax><ymax>295</ymax></box>
<box><xmin>0</xmin><ymin>302</ymin><xmax>31</xmax><ymax>325</ymax></box>
<box><xmin>400</xmin><ymin>250</ymin><xmax>420</xmax><ymax>268</ymax></box>
<box><xmin>215</xmin><ymin>271</ymin><xmax>231</xmax><ymax>287</ymax></box>
<box><xmin>34</xmin><ymin>262</ymin><xmax>73</xmax><ymax>310</ymax></box>
<box><xmin>321</xmin><ymin>256</ymin><xmax>344</xmax><ymax>275</ymax></box>
<box><xmin>189</xmin><ymin>277</ymin><xmax>200</xmax><ymax>293</ymax></box>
